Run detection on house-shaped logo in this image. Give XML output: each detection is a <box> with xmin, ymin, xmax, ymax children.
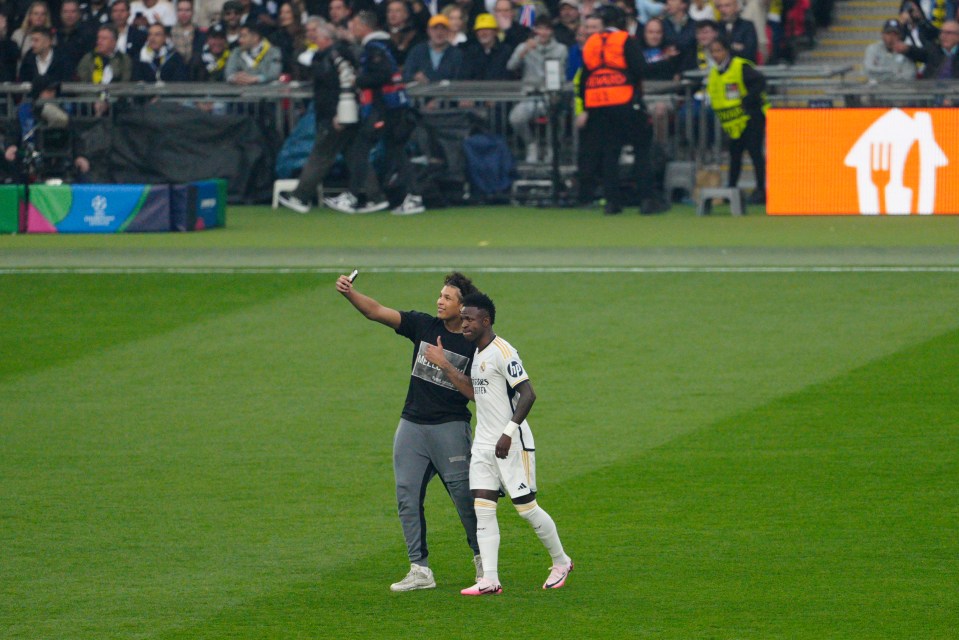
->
<box><xmin>843</xmin><ymin>109</ymin><xmax>948</xmax><ymax>215</ymax></box>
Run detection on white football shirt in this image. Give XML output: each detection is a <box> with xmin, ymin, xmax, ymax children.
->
<box><xmin>470</xmin><ymin>335</ymin><xmax>536</xmax><ymax>452</ymax></box>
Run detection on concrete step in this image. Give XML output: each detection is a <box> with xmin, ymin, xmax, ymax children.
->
<box><xmin>834</xmin><ymin>11</ymin><xmax>899</xmax><ymax>20</ymax></box>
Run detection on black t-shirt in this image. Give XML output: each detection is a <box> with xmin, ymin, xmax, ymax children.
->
<box><xmin>395</xmin><ymin>310</ymin><xmax>474</xmax><ymax>424</ymax></box>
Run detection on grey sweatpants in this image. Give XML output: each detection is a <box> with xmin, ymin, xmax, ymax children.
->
<box><xmin>393</xmin><ymin>418</ymin><xmax>479</xmax><ymax>566</ymax></box>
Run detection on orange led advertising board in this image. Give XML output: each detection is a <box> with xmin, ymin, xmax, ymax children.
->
<box><xmin>767</xmin><ymin>108</ymin><xmax>959</xmax><ymax>215</ymax></box>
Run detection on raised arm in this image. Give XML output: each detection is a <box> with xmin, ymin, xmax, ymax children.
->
<box><xmin>335</xmin><ymin>274</ymin><xmax>402</xmax><ymax>329</ymax></box>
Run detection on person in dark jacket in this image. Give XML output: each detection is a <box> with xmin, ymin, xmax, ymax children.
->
<box><xmin>402</xmin><ymin>13</ymin><xmax>463</xmax><ymax>82</ymax></box>
<box><xmin>133</xmin><ymin>22</ymin><xmax>189</xmax><ymax>81</ymax></box>
<box><xmin>0</xmin><ymin>14</ymin><xmax>18</xmax><ymax>81</ymax></box>
<box><xmin>897</xmin><ymin>18</ymin><xmax>959</xmax><ymax>79</ymax></box>
<box><xmin>56</xmin><ymin>0</ymin><xmax>95</xmax><ymax>79</ymax></box>
<box><xmin>277</xmin><ymin>18</ymin><xmax>361</xmax><ymax>213</ymax></box>
<box><xmin>18</xmin><ymin>26</ymin><xmax>71</xmax><ymax>82</ymax></box>
<box><xmin>460</xmin><ymin>11</ymin><xmax>512</xmax><ymax>79</ymax></box>
<box><xmin>715</xmin><ymin>0</ymin><xmax>757</xmax><ymax>62</ymax></box>
<box><xmin>324</xmin><ymin>10</ymin><xmax>425</xmax><ymax>215</ymax></box>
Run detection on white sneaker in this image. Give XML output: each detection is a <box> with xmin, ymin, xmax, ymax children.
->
<box><xmin>391</xmin><ymin>194</ymin><xmax>425</xmax><ymax>215</ymax></box>
<box><xmin>324</xmin><ymin>191</ymin><xmax>359</xmax><ymax>214</ymax></box>
<box><xmin>356</xmin><ymin>199</ymin><xmax>390</xmax><ymax>213</ymax></box>
<box><xmin>473</xmin><ymin>554</ymin><xmax>483</xmax><ymax>582</ymax></box>
<box><xmin>390</xmin><ymin>564</ymin><xmax>436</xmax><ymax>592</ymax></box>
<box><xmin>277</xmin><ymin>191</ymin><xmax>309</xmax><ymax>214</ymax></box>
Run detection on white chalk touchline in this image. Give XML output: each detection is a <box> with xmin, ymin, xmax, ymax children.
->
<box><xmin>2</xmin><ymin>266</ymin><xmax>959</xmax><ymax>275</ymax></box>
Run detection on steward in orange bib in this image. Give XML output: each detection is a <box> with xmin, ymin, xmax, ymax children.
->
<box><xmin>578</xmin><ymin>5</ymin><xmax>669</xmax><ymax>215</ymax></box>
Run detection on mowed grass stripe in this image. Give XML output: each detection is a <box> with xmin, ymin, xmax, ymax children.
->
<box><xmin>3</xmin><ymin>272</ymin><xmax>958</xmax><ymax>638</ymax></box>
<box><xmin>150</xmin><ymin>327</ymin><xmax>959</xmax><ymax>640</ymax></box>
<box><xmin>0</xmin><ymin>274</ymin><xmax>320</xmax><ymax>382</ymax></box>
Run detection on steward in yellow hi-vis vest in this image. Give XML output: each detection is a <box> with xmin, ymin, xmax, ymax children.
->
<box><xmin>706</xmin><ymin>36</ymin><xmax>769</xmax><ymax>204</ymax></box>
<box><xmin>577</xmin><ymin>5</ymin><xmax>670</xmax><ymax>215</ymax></box>
<box><xmin>706</xmin><ymin>55</ymin><xmax>769</xmax><ymax>139</ymax></box>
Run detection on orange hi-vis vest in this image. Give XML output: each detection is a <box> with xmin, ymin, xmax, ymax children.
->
<box><xmin>582</xmin><ymin>30</ymin><xmax>635</xmax><ymax>108</ymax></box>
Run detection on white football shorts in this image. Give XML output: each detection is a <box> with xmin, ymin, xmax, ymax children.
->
<box><xmin>470</xmin><ymin>448</ymin><xmax>537</xmax><ymax>500</ymax></box>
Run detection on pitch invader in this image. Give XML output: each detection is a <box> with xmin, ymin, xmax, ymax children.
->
<box><xmin>426</xmin><ymin>291</ymin><xmax>573</xmax><ymax>595</ymax></box>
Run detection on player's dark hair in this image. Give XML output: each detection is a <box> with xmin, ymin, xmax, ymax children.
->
<box><xmin>461</xmin><ymin>292</ymin><xmax>495</xmax><ymax>325</ymax></box>
<box><xmin>444</xmin><ymin>271</ymin><xmax>477</xmax><ymax>301</ymax></box>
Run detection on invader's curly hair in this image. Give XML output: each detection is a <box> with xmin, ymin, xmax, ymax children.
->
<box><xmin>444</xmin><ymin>272</ymin><xmax>478</xmax><ymax>301</ymax></box>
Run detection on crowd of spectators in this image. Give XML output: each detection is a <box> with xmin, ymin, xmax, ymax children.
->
<box><xmin>864</xmin><ymin>1</ymin><xmax>959</xmax><ymax>84</ymax></box>
<box><xmin>0</xmin><ymin>0</ymin><xmax>819</xmax><ymax>90</ymax></box>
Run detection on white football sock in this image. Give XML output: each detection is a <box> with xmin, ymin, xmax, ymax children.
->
<box><xmin>474</xmin><ymin>498</ymin><xmax>500</xmax><ymax>585</ymax></box>
<box><xmin>516</xmin><ymin>500</ymin><xmax>568</xmax><ymax>565</ymax></box>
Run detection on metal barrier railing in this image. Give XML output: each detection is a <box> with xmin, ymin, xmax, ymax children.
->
<box><xmin>5</xmin><ymin>68</ymin><xmax>946</xmax><ymax>194</ymax></box>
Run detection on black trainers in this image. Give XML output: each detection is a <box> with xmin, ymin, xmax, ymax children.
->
<box><xmin>748</xmin><ymin>189</ymin><xmax>766</xmax><ymax>205</ymax></box>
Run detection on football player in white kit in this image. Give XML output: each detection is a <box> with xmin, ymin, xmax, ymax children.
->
<box><xmin>425</xmin><ymin>291</ymin><xmax>573</xmax><ymax>595</ymax></box>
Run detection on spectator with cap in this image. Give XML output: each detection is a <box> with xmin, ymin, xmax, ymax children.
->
<box><xmin>460</xmin><ymin>11</ymin><xmax>512</xmax><ymax>78</ymax></box>
<box><xmin>507</xmin><ymin>13</ymin><xmax>567</xmax><ymax>163</ymax></box>
<box><xmin>385</xmin><ymin>0</ymin><xmax>424</xmax><ymax>66</ymax></box>
<box><xmin>18</xmin><ymin>26</ymin><xmax>71</xmax><ymax>82</ymax></box>
<box><xmin>552</xmin><ymin>0</ymin><xmax>580</xmax><ymax>46</ymax></box>
<box><xmin>225</xmin><ymin>22</ymin><xmax>282</xmax><ymax>83</ymax></box>
<box><xmin>190</xmin><ymin>22</ymin><xmax>230</xmax><ymax>79</ymax></box>
<box><xmin>864</xmin><ymin>19</ymin><xmax>916</xmax><ymax>81</ymax></box>
<box><xmin>402</xmin><ymin>13</ymin><xmax>464</xmax><ymax>82</ymax></box>
<box><xmin>134</xmin><ymin>21</ymin><xmax>190</xmax><ymax>80</ymax></box>
<box><xmin>897</xmin><ymin>17</ymin><xmax>959</xmax><ymax>78</ymax></box>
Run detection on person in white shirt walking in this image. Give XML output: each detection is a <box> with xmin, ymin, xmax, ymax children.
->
<box><xmin>426</xmin><ymin>291</ymin><xmax>573</xmax><ymax>596</ymax></box>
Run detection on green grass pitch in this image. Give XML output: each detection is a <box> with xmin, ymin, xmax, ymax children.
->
<box><xmin>1</xmin><ymin>205</ymin><xmax>957</xmax><ymax>638</ymax></box>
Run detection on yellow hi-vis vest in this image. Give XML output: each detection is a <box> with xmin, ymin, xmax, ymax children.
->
<box><xmin>706</xmin><ymin>56</ymin><xmax>769</xmax><ymax>139</ymax></box>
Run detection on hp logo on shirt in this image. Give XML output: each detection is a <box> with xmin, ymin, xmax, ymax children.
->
<box><xmin>507</xmin><ymin>361</ymin><xmax>524</xmax><ymax>377</ymax></box>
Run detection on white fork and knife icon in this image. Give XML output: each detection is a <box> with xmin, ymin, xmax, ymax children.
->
<box><xmin>869</xmin><ymin>140</ymin><xmax>912</xmax><ymax>215</ymax></box>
